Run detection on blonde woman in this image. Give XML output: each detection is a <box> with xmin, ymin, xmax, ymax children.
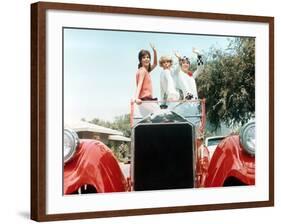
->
<box><xmin>159</xmin><ymin>55</ymin><xmax>179</xmax><ymax>101</ymax></box>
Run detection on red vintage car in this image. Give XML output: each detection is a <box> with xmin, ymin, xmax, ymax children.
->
<box><xmin>204</xmin><ymin>121</ymin><xmax>255</xmax><ymax>187</ymax></box>
<box><xmin>63</xmin><ymin>100</ymin><xmax>255</xmax><ymax>194</ymax></box>
<box><xmin>64</xmin><ymin>129</ymin><xmax>129</xmax><ymax>194</ymax></box>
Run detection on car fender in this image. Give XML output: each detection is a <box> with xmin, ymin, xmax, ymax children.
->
<box><xmin>204</xmin><ymin>135</ymin><xmax>255</xmax><ymax>187</ymax></box>
<box><xmin>64</xmin><ymin>139</ymin><xmax>127</xmax><ymax>194</ymax></box>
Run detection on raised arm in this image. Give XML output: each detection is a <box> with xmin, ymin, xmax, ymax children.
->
<box><xmin>192</xmin><ymin>47</ymin><xmax>204</xmax><ymax>79</ymax></box>
<box><xmin>172</xmin><ymin>51</ymin><xmax>182</xmax><ymax>75</ymax></box>
<box><xmin>174</xmin><ymin>51</ymin><xmax>181</xmax><ymax>60</ymax></box>
<box><xmin>150</xmin><ymin>43</ymin><xmax>157</xmax><ymax>71</ymax></box>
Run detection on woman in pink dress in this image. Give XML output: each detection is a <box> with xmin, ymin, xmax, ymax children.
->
<box><xmin>134</xmin><ymin>44</ymin><xmax>158</xmax><ymax>105</ymax></box>
<box><xmin>132</xmin><ymin>44</ymin><xmax>159</xmax><ymax>122</ymax></box>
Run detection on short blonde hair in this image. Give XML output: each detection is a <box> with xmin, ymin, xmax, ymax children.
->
<box><xmin>159</xmin><ymin>55</ymin><xmax>173</xmax><ymax>67</ymax></box>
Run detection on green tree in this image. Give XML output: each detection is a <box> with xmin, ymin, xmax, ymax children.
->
<box><xmin>87</xmin><ymin>114</ymin><xmax>131</xmax><ymax>161</ymax></box>
<box><xmin>88</xmin><ymin>114</ymin><xmax>131</xmax><ymax>137</ymax></box>
<box><xmin>110</xmin><ymin>114</ymin><xmax>131</xmax><ymax>137</ymax></box>
<box><xmin>197</xmin><ymin>37</ymin><xmax>255</xmax><ymax>130</ymax></box>
<box><xmin>89</xmin><ymin>118</ymin><xmax>111</xmax><ymax>128</ymax></box>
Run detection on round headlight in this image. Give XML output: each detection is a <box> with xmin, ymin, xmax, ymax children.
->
<box><xmin>239</xmin><ymin>121</ymin><xmax>255</xmax><ymax>156</ymax></box>
<box><xmin>64</xmin><ymin>129</ymin><xmax>79</xmax><ymax>163</ymax></box>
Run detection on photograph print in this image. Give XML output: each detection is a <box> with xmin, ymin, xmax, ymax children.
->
<box><xmin>63</xmin><ymin>27</ymin><xmax>255</xmax><ymax>195</ymax></box>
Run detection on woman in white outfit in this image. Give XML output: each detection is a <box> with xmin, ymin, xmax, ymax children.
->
<box><xmin>170</xmin><ymin>49</ymin><xmax>204</xmax><ymax>122</ymax></box>
<box><xmin>159</xmin><ymin>55</ymin><xmax>179</xmax><ymax>102</ymax></box>
<box><xmin>173</xmin><ymin>48</ymin><xmax>204</xmax><ymax>100</ymax></box>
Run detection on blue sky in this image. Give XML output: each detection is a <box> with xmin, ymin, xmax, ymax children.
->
<box><xmin>64</xmin><ymin>28</ymin><xmax>235</xmax><ymax>122</ymax></box>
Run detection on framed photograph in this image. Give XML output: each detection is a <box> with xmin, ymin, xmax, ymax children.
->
<box><xmin>31</xmin><ymin>1</ymin><xmax>274</xmax><ymax>221</ymax></box>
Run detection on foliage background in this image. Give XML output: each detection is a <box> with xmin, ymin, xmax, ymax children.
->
<box><xmin>197</xmin><ymin>37</ymin><xmax>255</xmax><ymax>132</ymax></box>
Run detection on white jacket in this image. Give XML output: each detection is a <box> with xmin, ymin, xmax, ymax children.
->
<box><xmin>160</xmin><ymin>69</ymin><xmax>179</xmax><ymax>101</ymax></box>
<box><xmin>173</xmin><ymin>56</ymin><xmax>204</xmax><ymax>99</ymax></box>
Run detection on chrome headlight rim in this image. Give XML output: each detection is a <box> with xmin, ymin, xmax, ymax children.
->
<box><xmin>64</xmin><ymin>128</ymin><xmax>80</xmax><ymax>164</ymax></box>
<box><xmin>239</xmin><ymin>121</ymin><xmax>255</xmax><ymax>156</ymax></box>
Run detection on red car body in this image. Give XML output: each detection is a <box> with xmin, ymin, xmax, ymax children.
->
<box><xmin>64</xmin><ymin>100</ymin><xmax>255</xmax><ymax>194</ymax></box>
<box><xmin>204</xmin><ymin>135</ymin><xmax>255</xmax><ymax>187</ymax></box>
<box><xmin>64</xmin><ymin>140</ymin><xmax>128</xmax><ymax>194</ymax></box>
